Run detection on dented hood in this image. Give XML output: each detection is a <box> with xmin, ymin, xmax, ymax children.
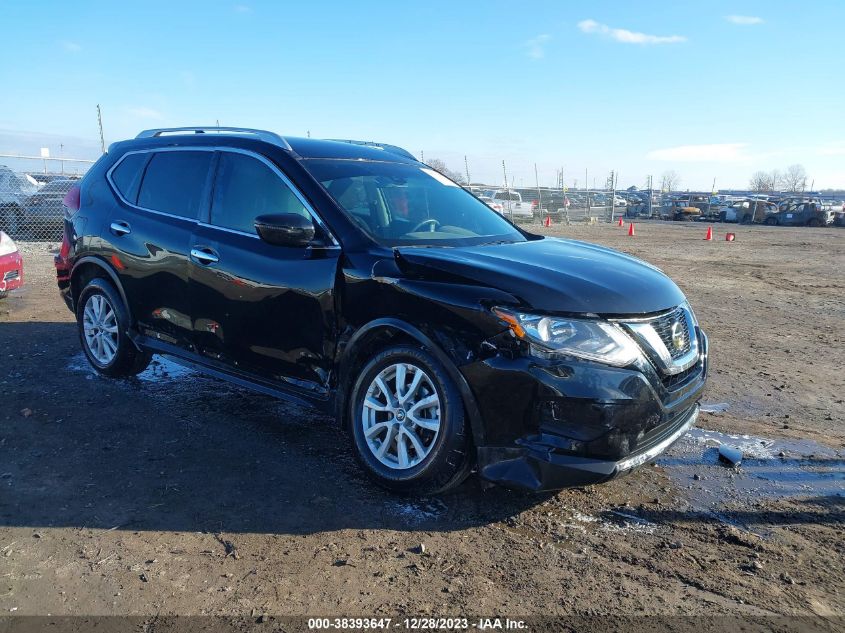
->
<box><xmin>394</xmin><ymin>237</ymin><xmax>686</xmax><ymax>315</ymax></box>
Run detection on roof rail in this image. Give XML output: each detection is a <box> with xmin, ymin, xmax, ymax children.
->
<box><xmin>328</xmin><ymin>139</ymin><xmax>417</xmax><ymax>161</ymax></box>
<box><xmin>136</xmin><ymin>127</ymin><xmax>292</xmax><ymax>151</ymax></box>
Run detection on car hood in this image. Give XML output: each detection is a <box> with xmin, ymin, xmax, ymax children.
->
<box><xmin>394</xmin><ymin>237</ymin><xmax>686</xmax><ymax>315</ymax></box>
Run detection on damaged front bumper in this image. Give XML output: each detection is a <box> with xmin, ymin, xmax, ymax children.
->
<box><xmin>467</xmin><ymin>330</ymin><xmax>708</xmax><ymax>492</ymax></box>
<box><xmin>477</xmin><ymin>405</ymin><xmax>699</xmax><ymax>491</ymax></box>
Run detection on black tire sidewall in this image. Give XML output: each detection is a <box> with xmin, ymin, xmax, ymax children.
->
<box><xmin>347</xmin><ymin>345</ymin><xmax>468</xmax><ymax>494</ymax></box>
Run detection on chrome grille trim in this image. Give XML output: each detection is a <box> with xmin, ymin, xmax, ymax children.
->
<box><xmin>614</xmin><ymin>303</ymin><xmax>700</xmax><ymax>376</ymax></box>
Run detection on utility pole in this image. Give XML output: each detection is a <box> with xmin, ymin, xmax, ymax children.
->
<box><xmin>502</xmin><ymin>160</ymin><xmax>511</xmax><ymax>221</ymax></box>
<box><xmin>534</xmin><ymin>163</ymin><xmax>542</xmax><ymax>222</ymax></box>
<box><xmin>97</xmin><ymin>104</ymin><xmax>106</xmax><ymax>154</ymax></box>
<box><xmin>420</xmin><ymin>150</ymin><xmax>425</xmax><ymax>163</ymax></box>
<box><xmin>60</xmin><ymin>143</ymin><xmax>65</xmax><ymax>175</ymax></box>
<box><xmin>585</xmin><ymin>168</ymin><xmax>590</xmax><ymax>216</ymax></box>
<box><xmin>647</xmin><ymin>175</ymin><xmax>653</xmax><ymax>217</ymax></box>
<box><xmin>465</xmin><ymin>155</ymin><xmax>471</xmax><ymax>187</ymax></box>
<box><xmin>609</xmin><ymin>170</ymin><xmax>617</xmax><ymax>223</ymax></box>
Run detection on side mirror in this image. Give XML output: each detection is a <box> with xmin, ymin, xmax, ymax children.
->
<box><xmin>254</xmin><ymin>213</ymin><xmax>316</xmax><ymax>247</ymax></box>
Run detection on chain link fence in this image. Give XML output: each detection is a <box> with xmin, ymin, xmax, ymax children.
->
<box><xmin>0</xmin><ymin>155</ymin><xmax>93</xmax><ymax>242</ymax></box>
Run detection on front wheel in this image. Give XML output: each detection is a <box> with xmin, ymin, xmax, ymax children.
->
<box><xmin>76</xmin><ymin>278</ymin><xmax>152</xmax><ymax>377</ymax></box>
<box><xmin>347</xmin><ymin>345</ymin><xmax>471</xmax><ymax>495</ymax></box>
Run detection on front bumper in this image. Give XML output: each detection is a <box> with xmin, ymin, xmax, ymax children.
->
<box><xmin>0</xmin><ymin>251</ymin><xmax>23</xmax><ymax>293</ymax></box>
<box><xmin>466</xmin><ymin>329</ymin><xmax>708</xmax><ymax>492</ymax></box>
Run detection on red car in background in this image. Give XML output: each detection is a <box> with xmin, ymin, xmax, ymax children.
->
<box><xmin>0</xmin><ymin>231</ymin><xmax>23</xmax><ymax>298</ymax></box>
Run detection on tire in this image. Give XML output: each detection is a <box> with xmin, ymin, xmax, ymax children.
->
<box><xmin>764</xmin><ymin>216</ymin><xmax>778</xmax><ymax>226</ymax></box>
<box><xmin>347</xmin><ymin>344</ymin><xmax>471</xmax><ymax>495</ymax></box>
<box><xmin>76</xmin><ymin>277</ymin><xmax>152</xmax><ymax>378</ymax></box>
<box><xmin>0</xmin><ymin>291</ymin><xmax>7</xmax><ymax>300</ymax></box>
<box><xmin>718</xmin><ymin>211</ymin><xmax>727</xmax><ymax>223</ymax></box>
<box><xmin>807</xmin><ymin>218</ymin><xmax>822</xmax><ymax>227</ymax></box>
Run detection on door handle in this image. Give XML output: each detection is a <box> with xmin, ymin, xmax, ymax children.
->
<box><xmin>110</xmin><ymin>221</ymin><xmax>131</xmax><ymax>236</ymax></box>
<box><xmin>190</xmin><ymin>247</ymin><xmax>219</xmax><ymax>265</ymax></box>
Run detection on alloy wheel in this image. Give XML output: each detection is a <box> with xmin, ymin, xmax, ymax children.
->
<box><xmin>82</xmin><ymin>294</ymin><xmax>119</xmax><ymax>365</ymax></box>
<box><xmin>361</xmin><ymin>362</ymin><xmax>441</xmax><ymax>470</ymax></box>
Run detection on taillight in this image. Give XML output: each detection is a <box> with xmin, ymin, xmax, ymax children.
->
<box><xmin>63</xmin><ymin>185</ymin><xmax>81</xmax><ymax>213</ymax></box>
<box><xmin>55</xmin><ymin>231</ymin><xmax>72</xmax><ymax>281</ymax></box>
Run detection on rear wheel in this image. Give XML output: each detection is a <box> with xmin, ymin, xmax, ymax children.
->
<box><xmin>347</xmin><ymin>345</ymin><xmax>471</xmax><ymax>495</ymax></box>
<box><xmin>76</xmin><ymin>278</ymin><xmax>152</xmax><ymax>377</ymax></box>
<box><xmin>764</xmin><ymin>216</ymin><xmax>778</xmax><ymax>226</ymax></box>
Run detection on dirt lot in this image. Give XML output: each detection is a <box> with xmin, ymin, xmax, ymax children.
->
<box><xmin>0</xmin><ymin>221</ymin><xmax>843</xmax><ymax>620</ymax></box>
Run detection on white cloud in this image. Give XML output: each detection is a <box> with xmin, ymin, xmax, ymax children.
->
<box><xmin>577</xmin><ymin>19</ymin><xmax>686</xmax><ymax>45</ymax></box>
<box><xmin>524</xmin><ymin>34</ymin><xmax>551</xmax><ymax>59</ymax></box>
<box><xmin>725</xmin><ymin>15</ymin><xmax>763</xmax><ymax>25</ymax></box>
<box><xmin>126</xmin><ymin>107</ymin><xmax>164</xmax><ymax>120</ymax></box>
<box><xmin>60</xmin><ymin>40</ymin><xmax>82</xmax><ymax>53</ymax></box>
<box><xmin>646</xmin><ymin>143</ymin><xmax>751</xmax><ymax>163</ymax></box>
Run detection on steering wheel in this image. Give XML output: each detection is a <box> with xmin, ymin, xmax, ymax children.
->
<box><xmin>411</xmin><ymin>218</ymin><xmax>441</xmax><ymax>233</ymax></box>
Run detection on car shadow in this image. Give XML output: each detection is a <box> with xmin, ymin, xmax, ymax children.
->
<box><xmin>0</xmin><ymin>321</ymin><xmax>550</xmax><ymax>535</ymax></box>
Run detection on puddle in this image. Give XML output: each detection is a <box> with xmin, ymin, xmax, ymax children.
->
<box><xmin>557</xmin><ymin>509</ymin><xmax>659</xmax><ymax>535</ymax></box>
<box><xmin>700</xmin><ymin>402</ymin><xmax>730</xmax><ymax>413</ymax></box>
<box><xmin>68</xmin><ymin>352</ymin><xmax>194</xmax><ymax>383</ymax></box>
<box><xmin>659</xmin><ymin>427</ymin><xmax>845</xmax><ymax>512</ymax></box>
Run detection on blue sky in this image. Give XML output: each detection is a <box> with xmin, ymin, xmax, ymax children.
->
<box><xmin>1</xmin><ymin>1</ymin><xmax>843</xmax><ymax>189</ymax></box>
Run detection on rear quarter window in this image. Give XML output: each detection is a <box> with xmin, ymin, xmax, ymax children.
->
<box><xmin>110</xmin><ymin>153</ymin><xmax>149</xmax><ymax>204</ymax></box>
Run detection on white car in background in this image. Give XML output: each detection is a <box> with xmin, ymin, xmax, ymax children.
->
<box><xmin>489</xmin><ymin>190</ymin><xmax>532</xmax><ymax>220</ymax></box>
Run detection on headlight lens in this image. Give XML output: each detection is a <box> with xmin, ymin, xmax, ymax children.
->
<box><xmin>493</xmin><ymin>307</ymin><xmax>640</xmax><ymax>367</ymax></box>
<box><xmin>0</xmin><ymin>232</ymin><xmax>17</xmax><ymax>257</ymax></box>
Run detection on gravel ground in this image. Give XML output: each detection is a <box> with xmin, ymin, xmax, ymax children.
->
<box><xmin>0</xmin><ymin>221</ymin><xmax>842</xmax><ymax>620</ymax></box>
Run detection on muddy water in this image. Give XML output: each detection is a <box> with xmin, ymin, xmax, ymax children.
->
<box><xmin>659</xmin><ymin>427</ymin><xmax>845</xmax><ymax>514</ymax></box>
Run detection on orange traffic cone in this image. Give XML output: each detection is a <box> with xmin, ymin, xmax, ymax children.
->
<box><xmin>544</xmin><ymin>215</ymin><xmax>552</xmax><ymax>227</ymax></box>
<box><xmin>617</xmin><ymin>217</ymin><xmax>624</xmax><ymax>227</ymax></box>
<box><xmin>628</xmin><ymin>222</ymin><xmax>635</xmax><ymax>237</ymax></box>
<box><xmin>704</xmin><ymin>226</ymin><xmax>713</xmax><ymax>241</ymax></box>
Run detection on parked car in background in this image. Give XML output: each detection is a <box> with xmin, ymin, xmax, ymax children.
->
<box><xmin>613</xmin><ymin>195</ymin><xmax>627</xmax><ymax>207</ymax></box>
<box><xmin>23</xmin><ymin>178</ymin><xmax>77</xmax><ymax>239</ymax></box>
<box><xmin>0</xmin><ymin>166</ymin><xmax>38</xmax><ymax>235</ymax></box>
<box><xmin>478</xmin><ymin>195</ymin><xmax>503</xmax><ymax>214</ymax></box>
<box><xmin>532</xmin><ymin>192</ymin><xmax>570</xmax><ymax>218</ymax></box>
<box><xmin>766</xmin><ymin>202</ymin><xmax>834</xmax><ymax>226</ymax></box>
<box><xmin>489</xmin><ymin>189</ymin><xmax>532</xmax><ymax>220</ymax></box>
<box><xmin>0</xmin><ymin>231</ymin><xmax>23</xmax><ymax>298</ymax></box>
<box><xmin>663</xmin><ymin>198</ymin><xmax>701</xmax><ymax>221</ymax></box>
<box><xmin>719</xmin><ymin>199</ymin><xmax>778</xmax><ymax>223</ymax></box>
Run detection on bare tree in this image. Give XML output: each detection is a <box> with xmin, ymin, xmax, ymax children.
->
<box><xmin>749</xmin><ymin>171</ymin><xmax>771</xmax><ymax>192</ymax></box>
<box><xmin>660</xmin><ymin>170</ymin><xmax>680</xmax><ymax>192</ymax></box>
<box><xmin>425</xmin><ymin>158</ymin><xmax>466</xmax><ymax>184</ymax></box>
<box><xmin>782</xmin><ymin>164</ymin><xmax>807</xmax><ymax>192</ymax></box>
<box><xmin>751</xmin><ymin>169</ymin><xmax>787</xmax><ymax>192</ymax></box>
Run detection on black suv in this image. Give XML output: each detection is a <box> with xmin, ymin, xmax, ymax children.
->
<box><xmin>56</xmin><ymin>127</ymin><xmax>708</xmax><ymax>494</ymax></box>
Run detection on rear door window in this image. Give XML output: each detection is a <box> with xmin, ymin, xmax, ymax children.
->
<box><xmin>210</xmin><ymin>152</ymin><xmax>309</xmax><ymax>235</ymax></box>
<box><xmin>137</xmin><ymin>151</ymin><xmax>213</xmax><ymax>218</ymax></box>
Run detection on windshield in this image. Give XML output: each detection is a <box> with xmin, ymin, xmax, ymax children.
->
<box><xmin>305</xmin><ymin>159</ymin><xmax>526</xmax><ymax>247</ymax></box>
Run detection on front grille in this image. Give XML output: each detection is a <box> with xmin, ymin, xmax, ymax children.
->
<box><xmin>3</xmin><ymin>270</ymin><xmax>19</xmax><ymax>282</ymax></box>
<box><xmin>662</xmin><ymin>359</ymin><xmax>702</xmax><ymax>390</ymax></box>
<box><xmin>650</xmin><ymin>306</ymin><xmax>691</xmax><ymax>359</ymax></box>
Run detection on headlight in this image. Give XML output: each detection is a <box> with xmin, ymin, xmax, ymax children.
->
<box><xmin>0</xmin><ymin>232</ymin><xmax>17</xmax><ymax>257</ymax></box>
<box><xmin>493</xmin><ymin>307</ymin><xmax>640</xmax><ymax>367</ymax></box>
